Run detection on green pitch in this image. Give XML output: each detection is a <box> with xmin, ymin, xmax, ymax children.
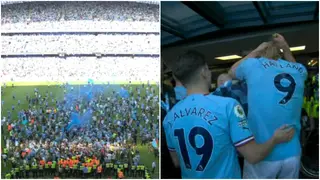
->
<box><xmin>1</xmin><ymin>83</ymin><xmax>159</xmax><ymax>179</ymax></box>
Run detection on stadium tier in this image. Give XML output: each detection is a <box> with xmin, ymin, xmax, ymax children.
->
<box><xmin>1</xmin><ymin>57</ymin><xmax>159</xmax><ymax>85</ymax></box>
<box><xmin>2</xmin><ymin>34</ymin><xmax>159</xmax><ymax>55</ymax></box>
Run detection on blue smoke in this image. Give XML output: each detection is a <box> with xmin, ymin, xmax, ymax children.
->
<box><xmin>79</xmin><ymin>85</ymin><xmax>93</xmax><ymax>101</ymax></box>
<box><xmin>65</xmin><ymin>79</ymin><xmax>95</xmax><ymax>131</ymax></box>
<box><xmin>66</xmin><ymin>109</ymin><xmax>93</xmax><ymax>131</ymax></box>
<box><xmin>119</xmin><ymin>87</ymin><xmax>129</xmax><ymax>98</ymax></box>
<box><xmin>63</xmin><ymin>93</ymin><xmax>77</xmax><ymax>110</ymax></box>
<box><xmin>66</xmin><ymin>112</ymin><xmax>81</xmax><ymax>130</ymax></box>
<box><xmin>65</xmin><ymin>79</ymin><xmax>131</xmax><ymax>131</ymax></box>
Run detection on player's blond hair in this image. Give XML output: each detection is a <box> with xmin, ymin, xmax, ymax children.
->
<box><xmin>261</xmin><ymin>42</ymin><xmax>281</xmax><ymax>60</ymax></box>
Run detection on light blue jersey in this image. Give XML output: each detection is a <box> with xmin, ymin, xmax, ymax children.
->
<box><xmin>213</xmin><ymin>80</ymin><xmax>248</xmax><ymax>115</ymax></box>
<box><xmin>163</xmin><ymin>94</ymin><xmax>253</xmax><ymax>178</ymax></box>
<box><xmin>174</xmin><ymin>86</ymin><xmax>187</xmax><ymax>101</ymax></box>
<box><xmin>236</xmin><ymin>57</ymin><xmax>307</xmax><ymax>161</ymax></box>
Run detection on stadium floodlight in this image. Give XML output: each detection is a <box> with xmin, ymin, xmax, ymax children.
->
<box><xmin>215</xmin><ymin>55</ymin><xmax>242</xmax><ymax>60</ymax></box>
<box><xmin>280</xmin><ymin>45</ymin><xmax>306</xmax><ymax>52</ymax></box>
<box><xmin>289</xmin><ymin>46</ymin><xmax>306</xmax><ymax>52</ymax></box>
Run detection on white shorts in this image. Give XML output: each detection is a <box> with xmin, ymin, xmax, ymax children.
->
<box><xmin>243</xmin><ymin>156</ymin><xmax>300</xmax><ymax>179</ymax></box>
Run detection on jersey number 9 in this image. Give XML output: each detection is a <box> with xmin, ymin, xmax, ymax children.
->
<box><xmin>274</xmin><ymin>73</ymin><xmax>296</xmax><ymax>104</ymax></box>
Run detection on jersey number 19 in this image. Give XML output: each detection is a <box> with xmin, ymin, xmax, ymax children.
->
<box><xmin>174</xmin><ymin>127</ymin><xmax>213</xmax><ymax>171</ymax></box>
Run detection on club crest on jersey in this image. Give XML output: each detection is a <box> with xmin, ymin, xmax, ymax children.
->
<box><xmin>234</xmin><ymin>105</ymin><xmax>245</xmax><ymax>119</ymax></box>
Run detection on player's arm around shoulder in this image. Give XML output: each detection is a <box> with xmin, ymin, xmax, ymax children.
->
<box><xmin>225</xmin><ymin>98</ymin><xmax>295</xmax><ymax>164</ymax></box>
<box><xmin>236</xmin><ymin>124</ymin><xmax>295</xmax><ymax>164</ymax></box>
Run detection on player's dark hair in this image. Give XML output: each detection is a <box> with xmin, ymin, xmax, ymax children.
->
<box><xmin>171</xmin><ymin>50</ymin><xmax>207</xmax><ymax>86</ymax></box>
<box><xmin>170</xmin><ymin>78</ymin><xmax>176</xmax><ymax>87</ymax></box>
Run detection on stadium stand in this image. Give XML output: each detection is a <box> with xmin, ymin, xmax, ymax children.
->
<box><xmin>1</xmin><ymin>1</ymin><xmax>159</xmax><ymax>32</ymax></box>
<box><xmin>2</xmin><ymin>34</ymin><xmax>159</xmax><ymax>54</ymax></box>
<box><xmin>1</xmin><ymin>57</ymin><xmax>159</xmax><ymax>83</ymax></box>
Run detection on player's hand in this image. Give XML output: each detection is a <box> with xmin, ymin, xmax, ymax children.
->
<box><xmin>272</xmin><ymin>33</ymin><xmax>289</xmax><ymax>50</ymax></box>
<box><xmin>254</xmin><ymin>42</ymin><xmax>270</xmax><ymax>54</ymax></box>
<box><xmin>272</xmin><ymin>124</ymin><xmax>295</xmax><ymax>144</ymax></box>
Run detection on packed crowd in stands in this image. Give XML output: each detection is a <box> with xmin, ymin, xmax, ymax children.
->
<box><xmin>1</xmin><ymin>1</ymin><xmax>159</xmax><ymax>32</ymax></box>
<box><xmin>1</xmin><ymin>57</ymin><xmax>159</xmax><ymax>83</ymax></box>
<box><xmin>2</xmin><ymin>34</ymin><xmax>159</xmax><ymax>54</ymax></box>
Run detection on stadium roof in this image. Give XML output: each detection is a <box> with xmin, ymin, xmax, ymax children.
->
<box><xmin>162</xmin><ymin>1</ymin><xmax>319</xmax><ymax>46</ymax></box>
<box><xmin>162</xmin><ymin>1</ymin><xmax>319</xmax><ymax>74</ymax></box>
